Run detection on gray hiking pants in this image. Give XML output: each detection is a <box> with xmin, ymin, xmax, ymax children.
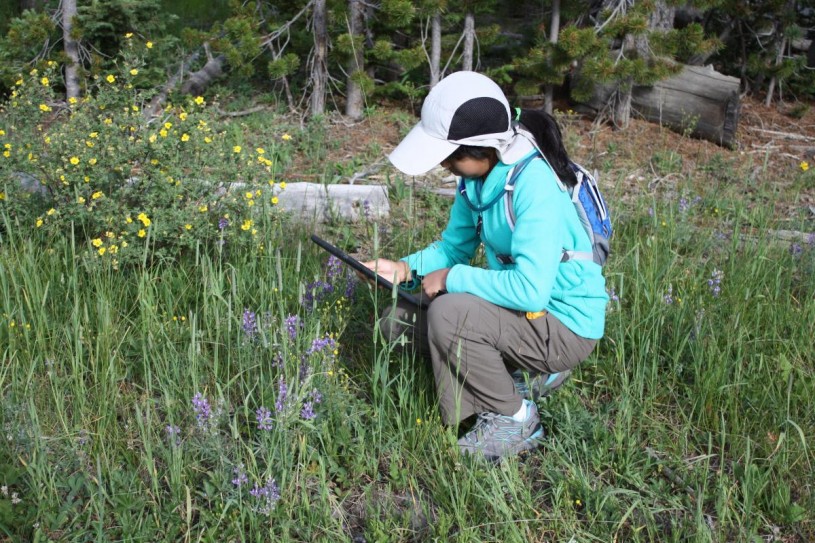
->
<box><xmin>380</xmin><ymin>293</ymin><xmax>597</xmax><ymax>425</ymax></box>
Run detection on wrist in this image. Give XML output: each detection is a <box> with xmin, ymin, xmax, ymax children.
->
<box><xmin>400</xmin><ymin>260</ymin><xmax>411</xmax><ymax>283</ymax></box>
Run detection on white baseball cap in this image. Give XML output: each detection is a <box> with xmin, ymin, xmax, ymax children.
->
<box><xmin>388</xmin><ymin>71</ymin><xmax>521</xmax><ymax>176</ymax></box>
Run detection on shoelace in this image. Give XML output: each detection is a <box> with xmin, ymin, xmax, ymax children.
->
<box><xmin>464</xmin><ymin>413</ymin><xmax>503</xmax><ymax>443</ymax></box>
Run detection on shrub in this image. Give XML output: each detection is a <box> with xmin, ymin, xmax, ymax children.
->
<box><xmin>0</xmin><ymin>45</ymin><xmax>294</xmax><ymax>266</ymax></box>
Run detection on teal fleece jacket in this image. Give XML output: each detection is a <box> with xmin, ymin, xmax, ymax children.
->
<box><xmin>403</xmin><ymin>153</ymin><xmax>608</xmax><ymax>339</ymax></box>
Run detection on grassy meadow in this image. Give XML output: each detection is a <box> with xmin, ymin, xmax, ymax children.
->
<box><xmin>1</xmin><ymin>64</ymin><xmax>814</xmax><ymax>541</ymax></box>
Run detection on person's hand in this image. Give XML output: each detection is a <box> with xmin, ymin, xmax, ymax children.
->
<box><xmin>361</xmin><ymin>258</ymin><xmax>410</xmax><ymax>284</ymax></box>
<box><xmin>422</xmin><ymin>268</ymin><xmax>449</xmax><ymax>299</ymax></box>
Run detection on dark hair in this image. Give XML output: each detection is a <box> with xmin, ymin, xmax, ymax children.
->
<box><xmin>445</xmin><ymin>145</ymin><xmax>497</xmax><ymax>162</ymax></box>
<box><xmin>517</xmin><ymin>109</ymin><xmax>577</xmax><ymax>188</ymax></box>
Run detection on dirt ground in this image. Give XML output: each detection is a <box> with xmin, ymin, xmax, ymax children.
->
<box><xmin>287</xmin><ymin>95</ymin><xmax>815</xmax><ymax>226</ymax></box>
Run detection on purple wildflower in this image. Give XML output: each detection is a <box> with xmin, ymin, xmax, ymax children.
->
<box><xmin>344</xmin><ymin>276</ymin><xmax>357</xmax><ymax>298</ymax></box>
<box><xmin>707</xmin><ymin>269</ymin><xmax>724</xmax><ymax>297</ymax></box>
<box><xmin>789</xmin><ymin>243</ymin><xmax>803</xmax><ymax>257</ymax></box>
<box><xmin>165</xmin><ymin>425</ymin><xmax>181</xmax><ymax>445</ymax></box>
<box><xmin>299</xmin><ymin>359</ymin><xmax>310</xmax><ymax>382</ymax></box>
<box><xmin>284</xmin><ymin>315</ymin><xmax>300</xmax><ymax>340</ymax></box>
<box><xmin>307</xmin><ymin>335</ymin><xmax>337</xmax><ymax>357</ymax></box>
<box><xmin>303</xmin><ymin>280</ymin><xmax>334</xmax><ymax>308</ymax></box>
<box><xmin>648</xmin><ymin>207</ymin><xmax>655</xmax><ymax>217</ymax></box>
<box><xmin>663</xmin><ymin>284</ymin><xmax>674</xmax><ymax>305</ymax></box>
<box><xmin>607</xmin><ymin>287</ymin><xmax>619</xmax><ymax>303</ymax></box>
<box><xmin>363</xmin><ymin>199</ymin><xmax>372</xmax><ymax>220</ymax></box>
<box><xmin>678</xmin><ymin>197</ymin><xmax>690</xmax><ymax>213</ymax></box>
<box><xmin>192</xmin><ymin>392</ymin><xmax>213</xmax><ymax>429</ymax></box>
<box><xmin>77</xmin><ymin>429</ymin><xmax>89</xmax><ymax>447</ymax></box>
<box><xmin>256</xmin><ymin>406</ymin><xmax>274</xmax><ymax>431</ymax></box>
<box><xmin>275</xmin><ymin>378</ymin><xmax>288</xmax><ymax>413</ymax></box>
<box><xmin>232</xmin><ymin>465</ymin><xmax>249</xmax><ymax>487</ymax></box>
<box><xmin>327</xmin><ymin>255</ymin><xmax>343</xmax><ymax>282</ymax></box>
<box><xmin>249</xmin><ymin>477</ymin><xmax>281</xmax><ymax>515</ymax></box>
<box><xmin>807</xmin><ymin>233</ymin><xmax>815</xmax><ymax>247</ymax></box>
<box><xmin>310</xmin><ymin>389</ymin><xmax>323</xmax><ymax>404</ymax></box>
<box><xmin>218</xmin><ymin>217</ymin><xmax>229</xmax><ymax>230</ymax></box>
<box><xmin>301</xmin><ymin>401</ymin><xmax>316</xmax><ymax>420</ymax></box>
<box><xmin>243</xmin><ymin>309</ymin><xmax>257</xmax><ymax>339</ymax></box>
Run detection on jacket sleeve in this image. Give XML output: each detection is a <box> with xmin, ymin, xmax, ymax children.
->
<box><xmin>402</xmin><ymin>192</ymin><xmax>481</xmax><ymax>277</ymax></box>
<box><xmin>444</xmin><ymin>160</ymin><xmax>568</xmax><ymax>311</ymax></box>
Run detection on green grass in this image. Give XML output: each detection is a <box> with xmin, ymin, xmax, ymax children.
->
<box><xmin>1</xmin><ymin>132</ymin><xmax>814</xmax><ymax>542</ymax></box>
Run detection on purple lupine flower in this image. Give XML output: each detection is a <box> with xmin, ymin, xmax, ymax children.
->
<box><xmin>192</xmin><ymin>392</ymin><xmax>213</xmax><ymax>428</ymax></box>
<box><xmin>284</xmin><ymin>315</ymin><xmax>300</xmax><ymax>340</ymax></box>
<box><xmin>77</xmin><ymin>429</ymin><xmax>90</xmax><ymax>447</ymax></box>
<box><xmin>326</xmin><ymin>255</ymin><xmax>342</xmax><ymax>283</ymax></box>
<box><xmin>165</xmin><ymin>425</ymin><xmax>181</xmax><ymax>445</ymax></box>
<box><xmin>218</xmin><ymin>217</ymin><xmax>229</xmax><ymax>230</ymax></box>
<box><xmin>307</xmin><ymin>335</ymin><xmax>337</xmax><ymax>357</ymax></box>
<box><xmin>607</xmin><ymin>287</ymin><xmax>619</xmax><ymax>303</ymax></box>
<box><xmin>300</xmin><ymin>401</ymin><xmax>316</xmax><ymax>420</ymax></box>
<box><xmin>299</xmin><ymin>360</ymin><xmax>310</xmax><ymax>382</ymax></box>
<box><xmin>707</xmin><ymin>269</ymin><xmax>724</xmax><ymax>297</ymax></box>
<box><xmin>714</xmin><ymin>230</ymin><xmax>729</xmax><ymax>241</ymax></box>
<box><xmin>310</xmin><ymin>389</ymin><xmax>323</xmax><ymax>404</ymax></box>
<box><xmin>275</xmin><ymin>378</ymin><xmax>288</xmax><ymax>413</ymax></box>
<box><xmin>273</xmin><ymin>351</ymin><xmax>284</xmax><ymax>369</ymax></box>
<box><xmin>678</xmin><ymin>197</ymin><xmax>690</xmax><ymax>213</ymax></box>
<box><xmin>256</xmin><ymin>406</ymin><xmax>274</xmax><ymax>431</ymax></box>
<box><xmin>344</xmin><ymin>276</ymin><xmax>357</xmax><ymax>298</ymax></box>
<box><xmin>663</xmin><ymin>284</ymin><xmax>674</xmax><ymax>305</ymax></box>
<box><xmin>232</xmin><ymin>465</ymin><xmax>249</xmax><ymax>487</ymax></box>
<box><xmin>807</xmin><ymin>233</ymin><xmax>815</xmax><ymax>247</ymax></box>
<box><xmin>789</xmin><ymin>243</ymin><xmax>803</xmax><ymax>257</ymax></box>
<box><xmin>243</xmin><ymin>309</ymin><xmax>257</xmax><ymax>339</ymax></box>
<box><xmin>303</xmin><ymin>280</ymin><xmax>334</xmax><ymax>308</ymax></box>
<box><xmin>363</xmin><ymin>199</ymin><xmax>372</xmax><ymax>220</ymax></box>
<box><xmin>249</xmin><ymin>478</ymin><xmax>281</xmax><ymax>515</ymax></box>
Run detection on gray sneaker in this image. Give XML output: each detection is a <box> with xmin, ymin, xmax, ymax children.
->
<box><xmin>457</xmin><ymin>400</ymin><xmax>544</xmax><ymax>461</ymax></box>
<box><xmin>512</xmin><ymin>369</ymin><xmax>572</xmax><ymax>402</ymax></box>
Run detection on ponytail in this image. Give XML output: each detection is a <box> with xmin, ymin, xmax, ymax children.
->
<box><xmin>516</xmin><ymin>109</ymin><xmax>577</xmax><ymax>188</ymax></box>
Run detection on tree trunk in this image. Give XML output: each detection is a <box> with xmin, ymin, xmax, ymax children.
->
<box><xmin>310</xmin><ymin>0</ymin><xmax>327</xmax><ymax>117</ymax></box>
<box><xmin>62</xmin><ymin>0</ymin><xmax>80</xmax><ymax>101</ymax></box>
<box><xmin>345</xmin><ymin>0</ymin><xmax>366</xmax><ymax>120</ymax></box>
<box><xmin>543</xmin><ymin>0</ymin><xmax>561</xmax><ymax>114</ymax></box>
<box><xmin>579</xmin><ymin>64</ymin><xmax>741</xmax><ymax>148</ymax></box>
<box><xmin>462</xmin><ymin>12</ymin><xmax>474</xmax><ymax>71</ymax></box>
<box><xmin>429</xmin><ymin>12</ymin><xmax>442</xmax><ymax>87</ymax></box>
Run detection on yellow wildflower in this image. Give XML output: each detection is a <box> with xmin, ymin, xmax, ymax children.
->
<box><xmin>146</xmin><ymin>41</ymin><xmax>153</xmax><ymax>49</ymax></box>
<box><xmin>0</xmin><ymin>192</ymin><xmax>5</xmax><ymax>200</ymax></box>
<box><xmin>125</xmin><ymin>32</ymin><xmax>133</xmax><ymax>38</ymax></box>
<box><xmin>179</xmin><ymin>112</ymin><xmax>188</xmax><ymax>121</ymax></box>
<box><xmin>164</xmin><ymin>122</ymin><xmax>173</xmax><ymax>130</ymax></box>
<box><xmin>279</xmin><ymin>182</ymin><xmax>287</xmax><ymax>189</ymax></box>
<box><xmin>40</xmin><ymin>77</ymin><xmax>49</xmax><ymax>86</ymax></box>
<box><xmin>271</xmin><ymin>196</ymin><xmax>279</xmax><ymax>205</ymax></box>
<box><xmin>194</xmin><ymin>96</ymin><xmax>205</xmax><ymax>105</ymax></box>
<box><xmin>103</xmin><ymin>117</ymin><xmax>112</xmax><ymax>124</ymax></box>
<box><xmin>241</xmin><ymin>219</ymin><xmax>252</xmax><ymax>231</ymax></box>
<box><xmin>91</xmin><ymin>191</ymin><xmax>103</xmax><ymax>200</ymax></box>
<box><xmin>46</xmin><ymin>208</ymin><xmax>56</xmax><ymax>216</ymax></box>
<box><xmin>181</xmin><ymin>133</ymin><xmax>190</xmax><ymax>142</ymax></box>
<box><xmin>106</xmin><ymin>74</ymin><xmax>116</xmax><ymax>83</ymax></box>
<box><xmin>281</xmin><ymin>133</ymin><xmax>292</xmax><ymax>141</ymax></box>
<box><xmin>92</xmin><ymin>238</ymin><xmax>103</xmax><ymax>247</ymax></box>
<box><xmin>105</xmin><ymin>231</ymin><xmax>115</xmax><ymax>239</ymax></box>
<box><xmin>77</xmin><ymin>196</ymin><xmax>85</xmax><ymax>204</ymax></box>
<box><xmin>204</xmin><ymin>137</ymin><xmax>212</xmax><ymax>144</ymax></box>
<box><xmin>0</xmin><ymin>129</ymin><xmax>4</xmax><ymax>136</ymax></box>
<box><xmin>109</xmin><ymin>245</ymin><xmax>118</xmax><ymax>254</ymax></box>
<box><xmin>256</xmin><ymin>147</ymin><xmax>265</xmax><ymax>155</ymax></box>
<box><xmin>130</xmin><ymin>69</ymin><xmax>139</xmax><ymax>76</ymax></box>
<box><xmin>70</xmin><ymin>156</ymin><xmax>80</xmax><ymax>165</ymax></box>
<box><xmin>245</xmin><ymin>191</ymin><xmax>253</xmax><ymax>199</ymax></box>
<box><xmin>801</xmin><ymin>161</ymin><xmax>810</xmax><ymax>172</ymax></box>
<box><xmin>233</xmin><ymin>145</ymin><xmax>242</xmax><ymax>153</ymax></box>
<box><xmin>159</xmin><ymin>129</ymin><xmax>168</xmax><ymax>138</ymax></box>
<box><xmin>89</xmin><ymin>158</ymin><xmax>97</xmax><ymax>165</ymax></box>
<box><xmin>149</xmin><ymin>134</ymin><xmax>157</xmax><ymax>143</ymax></box>
<box><xmin>89</xmin><ymin>132</ymin><xmax>98</xmax><ymax>138</ymax></box>
<box><xmin>98</xmin><ymin>247</ymin><xmax>106</xmax><ymax>256</ymax></box>
<box><xmin>121</xmin><ymin>240</ymin><xmax>128</xmax><ymax>248</ymax></box>
<box><xmin>184</xmin><ymin>224</ymin><xmax>192</xmax><ymax>230</ymax></box>
<box><xmin>39</xmin><ymin>104</ymin><xmax>51</xmax><ymax>112</ymax></box>
<box><xmin>137</xmin><ymin>212</ymin><xmax>151</xmax><ymax>226</ymax></box>
<box><xmin>36</xmin><ymin>218</ymin><xmax>43</xmax><ymax>227</ymax></box>
<box><xmin>137</xmin><ymin>229</ymin><xmax>146</xmax><ymax>238</ymax></box>
<box><xmin>198</xmin><ymin>205</ymin><xmax>208</xmax><ymax>213</ymax></box>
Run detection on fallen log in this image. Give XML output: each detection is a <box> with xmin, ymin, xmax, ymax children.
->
<box><xmin>579</xmin><ymin>64</ymin><xmax>741</xmax><ymax>148</ymax></box>
<box><xmin>272</xmin><ymin>182</ymin><xmax>389</xmax><ymax>223</ymax></box>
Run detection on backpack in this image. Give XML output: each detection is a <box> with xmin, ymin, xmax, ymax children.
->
<box><xmin>457</xmin><ymin>151</ymin><xmax>612</xmax><ymax>266</ymax></box>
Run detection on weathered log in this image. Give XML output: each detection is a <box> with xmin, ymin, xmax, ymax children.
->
<box><xmin>579</xmin><ymin>64</ymin><xmax>741</xmax><ymax>148</ymax></box>
<box><xmin>272</xmin><ymin>182</ymin><xmax>389</xmax><ymax>223</ymax></box>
